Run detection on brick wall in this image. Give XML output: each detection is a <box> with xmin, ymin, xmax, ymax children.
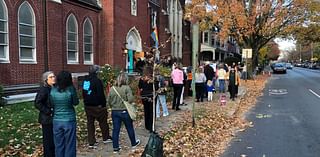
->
<box><xmin>0</xmin><ymin>0</ymin><xmax>45</xmax><ymax>85</ymax></box>
<box><xmin>0</xmin><ymin>0</ymin><xmax>101</xmax><ymax>86</ymax></box>
<box><xmin>102</xmin><ymin>0</ymin><xmax>151</xmax><ymax>69</ymax></box>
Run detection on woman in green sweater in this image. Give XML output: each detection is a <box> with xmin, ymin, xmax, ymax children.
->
<box><xmin>50</xmin><ymin>71</ymin><xmax>79</xmax><ymax>157</ymax></box>
<box><xmin>108</xmin><ymin>73</ymin><xmax>140</xmax><ymax>153</ymax></box>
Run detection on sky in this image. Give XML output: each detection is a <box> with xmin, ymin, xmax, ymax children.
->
<box><xmin>274</xmin><ymin>38</ymin><xmax>296</xmax><ymax>60</ymax></box>
<box><xmin>274</xmin><ymin>38</ymin><xmax>296</xmax><ymax>51</ymax></box>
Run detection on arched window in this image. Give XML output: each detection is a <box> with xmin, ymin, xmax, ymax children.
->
<box><xmin>67</xmin><ymin>14</ymin><xmax>78</xmax><ymax>64</ymax></box>
<box><xmin>18</xmin><ymin>1</ymin><xmax>36</xmax><ymax>63</ymax></box>
<box><xmin>83</xmin><ymin>18</ymin><xmax>93</xmax><ymax>64</ymax></box>
<box><xmin>0</xmin><ymin>0</ymin><xmax>8</xmax><ymax>63</ymax></box>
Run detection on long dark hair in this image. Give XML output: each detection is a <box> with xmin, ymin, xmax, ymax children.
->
<box><xmin>56</xmin><ymin>71</ymin><xmax>73</xmax><ymax>92</ymax></box>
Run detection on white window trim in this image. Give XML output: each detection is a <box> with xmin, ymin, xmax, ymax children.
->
<box><xmin>203</xmin><ymin>31</ymin><xmax>209</xmax><ymax>44</ymax></box>
<box><xmin>18</xmin><ymin>1</ymin><xmax>37</xmax><ymax>64</ymax></box>
<box><xmin>66</xmin><ymin>14</ymin><xmax>79</xmax><ymax>64</ymax></box>
<box><xmin>0</xmin><ymin>0</ymin><xmax>9</xmax><ymax>63</ymax></box>
<box><xmin>131</xmin><ymin>0</ymin><xmax>137</xmax><ymax>16</ymax></box>
<box><xmin>83</xmin><ymin>18</ymin><xmax>93</xmax><ymax>65</ymax></box>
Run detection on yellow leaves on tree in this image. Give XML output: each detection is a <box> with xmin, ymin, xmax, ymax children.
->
<box><xmin>186</xmin><ymin>0</ymin><xmax>310</xmax><ymax>66</ymax></box>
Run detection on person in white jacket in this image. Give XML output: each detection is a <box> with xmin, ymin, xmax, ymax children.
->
<box><xmin>217</xmin><ymin>65</ymin><xmax>227</xmax><ymax>93</ymax></box>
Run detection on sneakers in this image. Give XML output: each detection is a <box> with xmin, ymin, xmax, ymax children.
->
<box><xmin>103</xmin><ymin>137</ymin><xmax>113</xmax><ymax>144</ymax></box>
<box><xmin>88</xmin><ymin>142</ymin><xmax>98</xmax><ymax>149</ymax></box>
<box><xmin>132</xmin><ymin>139</ymin><xmax>141</xmax><ymax>148</ymax></box>
<box><xmin>163</xmin><ymin>113</ymin><xmax>169</xmax><ymax>117</ymax></box>
<box><xmin>113</xmin><ymin>147</ymin><xmax>122</xmax><ymax>153</ymax></box>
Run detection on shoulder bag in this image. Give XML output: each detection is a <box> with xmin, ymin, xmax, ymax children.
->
<box><xmin>112</xmin><ymin>86</ymin><xmax>137</xmax><ymax>120</ymax></box>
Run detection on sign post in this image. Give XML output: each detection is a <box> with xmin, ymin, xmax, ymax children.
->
<box><xmin>242</xmin><ymin>49</ymin><xmax>252</xmax><ymax>81</ymax></box>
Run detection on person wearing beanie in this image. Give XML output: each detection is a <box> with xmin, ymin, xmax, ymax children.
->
<box><xmin>82</xmin><ymin>65</ymin><xmax>112</xmax><ymax>149</ymax></box>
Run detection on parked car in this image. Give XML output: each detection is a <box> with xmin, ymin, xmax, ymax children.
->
<box><xmin>303</xmin><ymin>62</ymin><xmax>310</xmax><ymax>68</ymax></box>
<box><xmin>286</xmin><ymin>63</ymin><xmax>293</xmax><ymax>69</ymax></box>
<box><xmin>273</xmin><ymin>63</ymin><xmax>287</xmax><ymax>74</ymax></box>
<box><xmin>309</xmin><ymin>62</ymin><xmax>319</xmax><ymax>69</ymax></box>
<box><xmin>295</xmin><ymin>63</ymin><xmax>302</xmax><ymax>67</ymax></box>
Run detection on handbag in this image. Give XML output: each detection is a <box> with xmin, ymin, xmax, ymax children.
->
<box><xmin>141</xmin><ymin>132</ymin><xmax>164</xmax><ymax>157</ymax></box>
<box><xmin>112</xmin><ymin>86</ymin><xmax>137</xmax><ymax>120</ymax></box>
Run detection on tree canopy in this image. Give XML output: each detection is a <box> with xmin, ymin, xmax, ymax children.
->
<box><xmin>186</xmin><ymin>0</ymin><xmax>313</xmax><ymax>67</ymax></box>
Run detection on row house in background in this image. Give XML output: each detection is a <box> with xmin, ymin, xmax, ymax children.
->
<box><xmin>200</xmin><ymin>27</ymin><xmax>241</xmax><ymax>63</ymax></box>
<box><xmin>0</xmin><ymin>0</ymin><xmax>102</xmax><ymax>87</ymax></box>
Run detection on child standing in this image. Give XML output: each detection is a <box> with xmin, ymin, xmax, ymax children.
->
<box><xmin>206</xmin><ymin>80</ymin><xmax>215</xmax><ymax>101</ymax></box>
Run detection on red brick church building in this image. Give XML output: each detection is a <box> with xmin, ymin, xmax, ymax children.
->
<box><xmin>0</xmin><ymin>0</ymin><xmax>191</xmax><ymax>91</ymax></box>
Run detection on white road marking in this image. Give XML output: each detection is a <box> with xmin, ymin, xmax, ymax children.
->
<box><xmin>309</xmin><ymin>89</ymin><xmax>320</xmax><ymax>99</ymax></box>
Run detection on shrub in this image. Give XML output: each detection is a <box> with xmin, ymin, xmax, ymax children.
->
<box><xmin>98</xmin><ymin>64</ymin><xmax>121</xmax><ymax>87</ymax></box>
<box><xmin>156</xmin><ymin>65</ymin><xmax>171</xmax><ymax>77</ymax></box>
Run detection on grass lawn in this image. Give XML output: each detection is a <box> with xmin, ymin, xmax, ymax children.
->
<box><xmin>0</xmin><ymin>102</ymin><xmax>88</xmax><ymax>156</ymax></box>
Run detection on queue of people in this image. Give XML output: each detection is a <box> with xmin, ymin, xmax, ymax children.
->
<box><xmin>34</xmin><ymin>62</ymin><xmax>241</xmax><ymax>157</ymax></box>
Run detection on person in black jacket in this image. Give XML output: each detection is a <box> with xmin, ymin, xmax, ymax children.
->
<box><xmin>34</xmin><ymin>71</ymin><xmax>56</xmax><ymax>157</ymax></box>
<box><xmin>82</xmin><ymin>65</ymin><xmax>112</xmax><ymax>148</ymax></box>
<box><xmin>139</xmin><ymin>66</ymin><xmax>155</xmax><ymax>132</ymax></box>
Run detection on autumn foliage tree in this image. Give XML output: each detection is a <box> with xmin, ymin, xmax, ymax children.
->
<box><xmin>186</xmin><ymin>0</ymin><xmax>311</xmax><ymax>69</ymax></box>
<box><xmin>259</xmin><ymin>41</ymin><xmax>281</xmax><ymax>64</ymax></box>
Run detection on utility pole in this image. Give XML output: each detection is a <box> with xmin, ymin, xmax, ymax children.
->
<box><xmin>191</xmin><ymin>21</ymin><xmax>199</xmax><ymax>127</ymax></box>
<box><xmin>311</xmin><ymin>42</ymin><xmax>314</xmax><ymax>62</ymax></box>
<box><xmin>299</xmin><ymin>44</ymin><xmax>302</xmax><ymax>63</ymax></box>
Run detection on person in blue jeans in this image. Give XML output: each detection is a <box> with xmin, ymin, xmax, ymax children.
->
<box><xmin>217</xmin><ymin>65</ymin><xmax>227</xmax><ymax>93</ymax></box>
<box><xmin>50</xmin><ymin>71</ymin><xmax>79</xmax><ymax>157</ymax></box>
<box><xmin>108</xmin><ymin>73</ymin><xmax>140</xmax><ymax>153</ymax></box>
<box><xmin>155</xmin><ymin>70</ymin><xmax>169</xmax><ymax>118</ymax></box>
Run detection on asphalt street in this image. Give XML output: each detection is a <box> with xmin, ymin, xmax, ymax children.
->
<box><xmin>222</xmin><ymin>67</ymin><xmax>320</xmax><ymax>157</ymax></box>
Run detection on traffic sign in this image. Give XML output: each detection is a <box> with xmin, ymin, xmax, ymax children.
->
<box><xmin>242</xmin><ymin>49</ymin><xmax>252</xmax><ymax>59</ymax></box>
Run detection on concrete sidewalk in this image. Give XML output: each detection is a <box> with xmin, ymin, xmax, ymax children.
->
<box><xmin>77</xmin><ymin>86</ymin><xmax>247</xmax><ymax>157</ymax></box>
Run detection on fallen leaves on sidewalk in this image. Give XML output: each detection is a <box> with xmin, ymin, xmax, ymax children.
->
<box><xmin>129</xmin><ymin>75</ymin><xmax>268</xmax><ymax>157</ymax></box>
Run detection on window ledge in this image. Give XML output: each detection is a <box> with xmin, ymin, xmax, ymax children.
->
<box><xmin>0</xmin><ymin>60</ymin><xmax>10</xmax><ymax>64</ymax></box>
<box><xmin>67</xmin><ymin>61</ymin><xmax>79</xmax><ymax>65</ymax></box>
<box><xmin>84</xmin><ymin>62</ymin><xmax>94</xmax><ymax>65</ymax></box>
<box><xmin>19</xmin><ymin>61</ymin><xmax>37</xmax><ymax>64</ymax></box>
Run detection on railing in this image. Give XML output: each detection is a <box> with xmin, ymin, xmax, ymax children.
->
<box><xmin>3</xmin><ymin>84</ymin><xmax>40</xmax><ymax>97</ymax></box>
<box><xmin>149</xmin><ymin>0</ymin><xmax>160</xmax><ymax>6</ymax></box>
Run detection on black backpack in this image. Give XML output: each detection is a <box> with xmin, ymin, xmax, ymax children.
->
<box><xmin>141</xmin><ymin>132</ymin><xmax>164</xmax><ymax>157</ymax></box>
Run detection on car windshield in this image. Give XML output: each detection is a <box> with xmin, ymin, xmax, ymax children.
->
<box><xmin>275</xmin><ymin>63</ymin><xmax>284</xmax><ymax>67</ymax></box>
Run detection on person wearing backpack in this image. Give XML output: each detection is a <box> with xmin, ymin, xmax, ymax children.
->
<box><xmin>82</xmin><ymin>65</ymin><xmax>112</xmax><ymax>149</ymax></box>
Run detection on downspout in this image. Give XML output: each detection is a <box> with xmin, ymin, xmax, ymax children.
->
<box><xmin>43</xmin><ymin>0</ymin><xmax>49</xmax><ymax>71</ymax></box>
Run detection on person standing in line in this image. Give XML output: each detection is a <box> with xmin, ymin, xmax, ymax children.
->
<box><xmin>228</xmin><ymin>66</ymin><xmax>240</xmax><ymax>101</ymax></box>
<box><xmin>82</xmin><ymin>65</ymin><xmax>112</xmax><ymax>149</ymax></box>
<box><xmin>180</xmin><ymin>68</ymin><xmax>187</xmax><ymax>106</ymax></box>
<box><xmin>217</xmin><ymin>64</ymin><xmax>227</xmax><ymax>93</ymax></box>
<box><xmin>50</xmin><ymin>71</ymin><xmax>79</xmax><ymax>157</ymax></box>
<box><xmin>235</xmin><ymin>66</ymin><xmax>241</xmax><ymax>97</ymax></box>
<box><xmin>171</xmin><ymin>64</ymin><xmax>184</xmax><ymax>110</ymax></box>
<box><xmin>34</xmin><ymin>71</ymin><xmax>56</xmax><ymax>157</ymax></box>
<box><xmin>187</xmin><ymin>67</ymin><xmax>193</xmax><ymax>96</ymax></box>
<box><xmin>204</xmin><ymin>64</ymin><xmax>215</xmax><ymax>97</ymax></box>
<box><xmin>108</xmin><ymin>73</ymin><xmax>140</xmax><ymax>153</ymax></box>
<box><xmin>206</xmin><ymin>80</ymin><xmax>215</xmax><ymax>101</ymax></box>
<box><xmin>139</xmin><ymin>66</ymin><xmax>155</xmax><ymax>132</ymax></box>
<box><xmin>195</xmin><ymin>67</ymin><xmax>207</xmax><ymax>102</ymax></box>
<box><xmin>155</xmin><ymin>69</ymin><xmax>169</xmax><ymax>118</ymax></box>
